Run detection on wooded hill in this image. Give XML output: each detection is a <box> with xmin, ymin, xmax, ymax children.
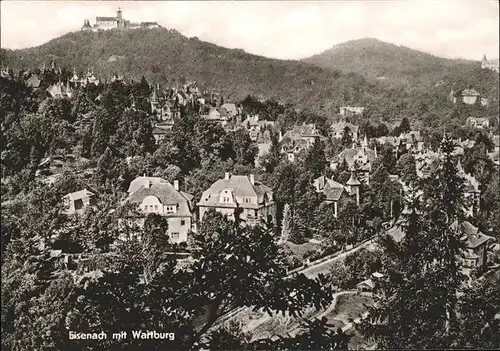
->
<box><xmin>2</xmin><ymin>30</ymin><xmax>498</xmax><ymax>126</ymax></box>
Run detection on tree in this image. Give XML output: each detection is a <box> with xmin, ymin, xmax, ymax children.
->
<box><xmin>452</xmin><ymin>273</ymin><xmax>500</xmax><ymax>348</ymax></box>
<box><xmin>228</xmin><ymin>128</ymin><xmax>258</xmax><ymax>166</ymax></box>
<box><xmin>399</xmin><ymin>117</ymin><xmax>411</xmax><ymax>134</ymax></box>
<box><xmin>397</xmin><ymin>153</ymin><xmax>417</xmax><ymax>185</ymax></box>
<box><xmin>302</xmin><ymin>138</ymin><xmax>328</xmax><ymax>181</ymax></box>
<box><xmin>341</xmin><ymin>126</ymin><xmax>353</xmax><ymax>147</ymax></box>
<box><xmin>261</xmin><ymin>132</ymin><xmax>282</xmax><ymax>173</ymax></box>
<box><xmin>360</xmin><ymin>138</ymin><xmax>468</xmax><ymax>349</ymax></box>
<box><xmin>280</xmin><ymin>203</ymin><xmax>292</xmax><ymax>244</ymax></box>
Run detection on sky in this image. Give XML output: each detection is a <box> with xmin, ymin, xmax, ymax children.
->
<box><xmin>1</xmin><ymin>0</ymin><xmax>499</xmax><ymax>61</ymax></box>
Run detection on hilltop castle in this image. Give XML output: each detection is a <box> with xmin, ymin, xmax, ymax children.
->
<box><xmin>82</xmin><ymin>8</ymin><xmax>160</xmax><ymax>32</ymax></box>
<box><xmin>481</xmin><ymin>54</ymin><xmax>499</xmax><ymax>73</ymax></box>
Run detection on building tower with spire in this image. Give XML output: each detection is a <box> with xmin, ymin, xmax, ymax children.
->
<box><xmin>346</xmin><ymin>171</ymin><xmax>361</xmax><ymax>206</ymax></box>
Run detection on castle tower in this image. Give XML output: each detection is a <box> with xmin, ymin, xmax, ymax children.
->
<box><xmin>117</xmin><ymin>8</ymin><xmax>125</xmax><ymax>30</ymax></box>
<box><xmin>481</xmin><ymin>54</ymin><xmax>487</xmax><ymax>69</ymax></box>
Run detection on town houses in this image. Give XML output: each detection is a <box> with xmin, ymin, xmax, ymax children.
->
<box><xmin>330</xmin><ymin>136</ymin><xmax>377</xmax><ymax>184</ymax></box>
<box><xmin>280</xmin><ymin>123</ymin><xmax>323</xmax><ymax>162</ymax></box>
<box><xmin>2</xmin><ymin>62</ymin><xmax>497</xmax><ymax>287</ymax></box>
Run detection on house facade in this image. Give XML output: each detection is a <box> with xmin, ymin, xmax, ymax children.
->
<box><xmin>126</xmin><ymin>177</ymin><xmax>195</xmax><ymax>243</ymax></box>
<box><xmin>466</xmin><ymin>116</ymin><xmax>490</xmax><ymax>129</ymax></box>
<box><xmin>198</xmin><ymin>173</ymin><xmax>276</xmax><ymax>227</ymax></box>
<box><xmin>313</xmin><ymin>173</ymin><xmax>360</xmax><ymax>217</ymax></box>
<box><xmin>280</xmin><ymin>123</ymin><xmax>322</xmax><ymax>162</ymax></box>
<box><xmin>481</xmin><ymin>55</ymin><xmax>500</xmax><ymax>73</ymax></box>
<box><xmin>451</xmin><ymin>221</ymin><xmax>494</xmax><ymax>270</ymax></box>
<box><xmin>330</xmin><ymin>121</ymin><xmax>359</xmax><ymax>141</ymax></box>
<box><xmin>339</xmin><ymin>106</ymin><xmax>365</xmax><ymax>116</ymax></box>
<box><xmin>388</xmin><ymin>219</ymin><xmax>494</xmax><ymax>272</ymax></box>
<box><xmin>240</xmin><ymin>115</ymin><xmax>275</xmax><ymax>142</ymax></box>
<box><xmin>330</xmin><ymin>137</ymin><xmax>377</xmax><ymax>184</ymax></box>
<box><xmin>461</xmin><ymin>89</ymin><xmax>480</xmax><ymax>105</ymax></box>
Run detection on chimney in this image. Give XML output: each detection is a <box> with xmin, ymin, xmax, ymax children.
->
<box><xmin>173</xmin><ymin>180</ymin><xmax>179</xmax><ymax>191</ymax></box>
<box><xmin>249</xmin><ymin>174</ymin><xmax>255</xmax><ymax>185</ymax></box>
<box><xmin>224</xmin><ymin>172</ymin><xmax>230</xmax><ymax>180</ymax></box>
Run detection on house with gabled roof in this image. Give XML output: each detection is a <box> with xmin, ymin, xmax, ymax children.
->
<box><xmin>461</xmin><ymin>88</ymin><xmax>480</xmax><ymax>105</ymax></box>
<box><xmin>388</xmin><ymin>216</ymin><xmax>494</xmax><ymax>272</ymax></box>
<box><xmin>339</xmin><ymin>106</ymin><xmax>365</xmax><ymax>116</ymax></box>
<box><xmin>398</xmin><ymin>131</ymin><xmax>424</xmax><ymax>153</ymax></box>
<box><xmin>451</xmin><ymin>220</ymin><xmax>494</xmax><ymax>270</ymax></box>
<box><xmin>466</xmin><ymin>116</ymin><xmax>490</xmax><ymax>129</ymax></box>
<box><xmin>26</xmin><ymin>74</ymin><xmax>41</xmax><ymax>89</ymax></box>
<box><xmin>240</xmin><ymin>115</ymin><xmax>275</xmax><ymax>142</ymax></box>
<box><xmin>280</xmin><ymin>123</ymin><xmax>323</xmax><ymax>162</ymax></box>
<box><xmin>330</xmin><ymin>137</ymin><xmax>377</xmax><ymax>184</ymax></box>
<box><xmin>221</xmin><ymin>103</ymin><xmax>239</xmax><ymax>118</ymax></box>
<box><xmin>330</xmin><ymin>121</ymin><xmax>359</xmax><ymax>141</ymax></box>
<box><xmin>198</xmin><ymin>173</ymin><xmax>276</xmax><ymax>227</ymax></box>
<box><xmin>62</xmin><ymin>189</ymin><xmax>96</xmax><ymax>215</ymax></box>
<box><xmin>313</xmin><ymin>173</ymin><xmax>361</xmax><ymax>217</ymax></box>
<box><xmin>125</xmin><ymin>177</ymin><xmax>195</xmax><ymax>243</ymax></box>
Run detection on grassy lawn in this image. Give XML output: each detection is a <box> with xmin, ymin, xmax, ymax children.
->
<box><xmin>286</xmin><ymin>241</ymin><xmax>322</xmax><ymax>259</ymax></box>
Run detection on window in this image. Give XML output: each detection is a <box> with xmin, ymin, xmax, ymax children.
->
<box><xmin>165</xmin><ymin>205</ymin><xmax>176</xmax><ymax>214</ymax></box>
<box><xmin>171</xmin><ymin>232</ymin><xmax>179</xmax><ymax>240</ymax></box>
<box><xmin>144</xmin><ymin>205</ymin><xmax>148</xmax><ymax>211</ymax></box>
<box><xmin>154</xmin><ymin>205</ymin><xmax>158</xmax><ymax>211</ymax></box>
<box><xmin>149</xmin><ymin>205</ymin><xmax>154</xmax><ymax>210</ymax></box>
<box><xmin>181</xmin><ymin>219</ymin><xmax>186</xmax><ymax>226</ymax></box>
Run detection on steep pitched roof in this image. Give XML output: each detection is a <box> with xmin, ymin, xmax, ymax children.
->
<box><xmin>221</xmin><ymin>103</ymin><xmax>238</xmax><ymax>116</ymax></box>
<box><xmin>451</xmin><ymin>220</ymin><xmax>494</xmax><ymax>249</ymax></box>
<box><xmin>462</xmin><ymin>89</ymin><xmax>480</xmax><ymax>97</ymax></box>
<box><xmin>127</xmin><ymin>176</ymin><xmax>169</xmax><ymax>194</ymax></box>
<box><xmin>199</xmin><ymin>175</ymin><xmax>273</xmax><ymax>209</ymax></box>
<box><xmin>63</xmin><ymin>189</ymin><xmax>94</xmax><ymax>201</ymax></box>
<box><xmin>399</xmin><ymin>131</ymin><xmax>423</xmax><ymax>143</ymax></box>
<box><xmin>330</xmin><ymin>121</ymin><xmax>359</xmax><ymax>133</ymax></box>
<box><xmin>357</xmin><ymin>279</ymin><xmax>375</xmax><ymax>289</ymax></box>
<box><xmin>127</xmin><ymin>183</ymin><xmax>193</xmax><ymax>217</ymax></box>
<box><xmin>337</xmin><ymin>147</ymin><xmax>377</xmax><ymax>165</ymax></box>
<box><xmin>27</xmin><ymin>74</ymin><xmax>41</xmax><ymax>88</ymax></box>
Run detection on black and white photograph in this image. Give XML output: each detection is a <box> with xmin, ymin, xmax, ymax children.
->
<box><xmin>1</xmin><ymin>0</ymin><xmax>499</xmax><ymax>349</ymax></box>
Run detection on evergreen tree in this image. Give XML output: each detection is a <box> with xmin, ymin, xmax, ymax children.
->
<box><xmin>360</xmin><ymin>138</ymin><xmax>468</xmax><ymax>349</ymax></box>
<box><xmin>302</xmin><ymin>138</ymin><xmax>328</xmax><ymax>181</ymax></box>
<box><xmin>261</xmin><ymin>131</ymin><xmax>282</xmax><ymax>173</ymax></box>
<box><xmin>341</xmin><ymin>126</ymin><xmax>353</xmax><ymax>147</ymax></box>
<box><xmin>280</xmin><ymin>203</ymin><xmax>292</xmax><ymax>244</ymax></box>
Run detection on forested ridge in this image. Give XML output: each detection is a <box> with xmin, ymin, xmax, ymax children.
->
<box><xmin>2</xmin><ymin>29</ymin><xmax>498</xmax><ymax>124</ymax></box>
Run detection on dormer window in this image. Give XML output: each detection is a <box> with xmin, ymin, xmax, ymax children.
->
<box><xmin>165</xmin><ymin>205</ymin><xmax>177</xmax><ymax>214</ymax></box>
